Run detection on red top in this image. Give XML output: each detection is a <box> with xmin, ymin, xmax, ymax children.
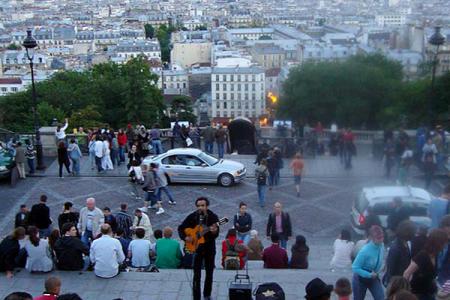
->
<box><xmin>221</xmin><ymin>236</ymin><xmax>246</xmax><ymax>269</ymax></box>
<box><xmin>262</xmin><ymin>244</ymin><xmax>288</xmax><ymax>268</ymax></box>
<box><xmin>34</xmin><ymin>294</ymin><xmax>58</xmax><ymax>300</ymax></box>
<box><xmin>118</xmin><ymin>133</ymin><xmax>127</xmax><ymax>146</ymax></box>
<box><xmin>343</xmin><ymin>132</ymin><xmax>354</xmax><ymax>142</ymax></box>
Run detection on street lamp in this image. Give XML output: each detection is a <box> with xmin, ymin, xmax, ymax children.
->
<box><xmin>427</xmin><ymin>26</ymin><xmax>445</xmax><ymax>127</ymax></box>
<box><xmin>23</xmin><ymin>29</ymin><xmax>45</xmax><ymax>170</ymax></box>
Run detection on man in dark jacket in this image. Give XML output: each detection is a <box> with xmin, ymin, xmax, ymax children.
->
<box><xmin>387</xmin><ymin>197</ymin><xmax>410</xmax><ymax>239</ymax></box>
<box><xmin>29</xmin><ymin>194</ymin><xmax>52</xmax><ymax>238</ymax></box>
<box><xmin>201</xmin><ymin>124</ymin><xmax>216</xmax><ymax>154</ymax></box>
<box><xmin>14</xmin><ymin>204</ymin><xmax>30</xmax><ymax>230</ymax></box>
<box><xmin>115</xmin><ymin>203</ymin><xmax>133</xmax><ymax>239</ymax></box>
<box><xmin>215</xmin><ymin>125</ymin><xmax>227</xmax><ymax>159</ymax></box>
<box><xmin>178</xmin><ymin>197</ymin><xmax>219</xmax><ymax>300</ymax></box>
<box><xmin>266</xmin><ymin>202</ymin><xmax>292</xmax><ymax>249</ymax></box>
<box><xmin>54</xmin><ymin>223</ymin><xmax>89</xmax><ymax>271</ymax></box>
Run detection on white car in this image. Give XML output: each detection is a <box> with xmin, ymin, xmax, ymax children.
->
<box><xmin>350</xmin><ymin>186</ymin><xmax>432</xmax><ymax>236</ymax></box>
<box><xmin>142</xmin><ymin>148</ymin><xmax>246</xmax><ymax>187</ymax></box>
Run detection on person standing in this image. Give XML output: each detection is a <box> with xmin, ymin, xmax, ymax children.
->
<box><xmin>93</xmin><ymin>136</ymin><xmax>105</xmax><ymax>173</ymax></box>
<box><xmin>24</xmin><ymin>139</ymin><xmax>35</xmax><ymax>175</ymax></box>
<box><xmin>190</xmin><ymin>125</ymin><xmax>201</xmax><ymax>149</ymax></box>
<box><xmin>57</xmin><ymin>141</ymin><xmax>71</xmax><ymax>178</ymax></box>
<box><xmin>428</xmin><ymin>184</ymin><xmax>450</xmax><ymax>229</ymax></box>
<box><xmin>78</xmin><ymin>198</ymin><xmax>104</xmax><ymax>247</ymax></box>
<box><xmin>155</xmin><ymin>163</ymin><xmax>176</xmax><ymax>205</ymax></box>
<box><xmin>266</xmin><ymin>150</ymin><xmax>277</xmax><ymax>190</ymax></box>
<box><xmin>387</xmin><ymin>197</ymin><xmax>411</xmax><ymax>240</ymax></box>
<box><xmin>266</xmin><ymin>202</ymin><xmax>292</xmax><ymax>249</ymax></box>
<box><xmin>233</xmin><ymin>202</ymin><xmax>252</xmax><ymax>245</ymax></box>
<box><xmin>150</xmin><ymin>123</ymin><xmax>163</xmax><ymax>155</ymax></box>
<box><xmin>343</xmin><ymin>128</ymin><xmax>355</xmax><ymax>170</ymax></box>
<box><xmin>403</xmin><ymin>229</ymin><xmax>448</xmax><ymax>300</ymax></box>
<box><xmin>55</xmin><ymin>118</ymin><xmax>68</xmax><ymax>145</ymax></box>
<box><xmin>384</xmin><ymin>138</ymin><xmax>397</xmax><ymax>179</ymax></box>
<box><xmin>178</xmin><ymin>197</ymin><xmax>219</xmax><ymax>300</ymax></box>
<box><xmin>201</xmin><ymin>124</ymin><xmax>216</xmax><ymax>154</ymax></box>
<box><xmin>14</xmin><ymin>142</ymin><xmax>26</xmax><ymax>179</ymax></box>
<box><xmin>397</xmin><ymin>145</ymin><xmax>413</xmax><ymax>186</ymax></box>
<box><xmin>142</xmin><ymin>163</ymin><xmax>164</xmax><ymax>214</ymax></box>
<box><xmin>90</xmin><ymin>224</ymin><xmax>125</xmax><ymax>278</ymax></box>
<box><xmin>273</xmin><ymin>147</ymin><xmax>283</xmax><ymax>186</ymax></box>
<box><xmin>352</xmin><ymin>225</ymin><xmax>385</xmax><ymax>300</ymax></box>
<box><xmin>67</xmin><ymin>139</ymin><xmax>82</xmax><ymax>176</ymax></box>
<box><xmin>117</xmin><ymin>128</ymin><xmax>127</xmax><ymax>165</ymax></box>
<box><xmin>384</xmin><ymin>220</ymin><xmax>416</xmax><ymax>286</ymax></box>
<box><xmin>255</xmin><ymin>158</ymin><xmax>269</xmax><ymax>207</ymax></box>
<box><xmin>101</xmin><ymin>135</ymin><xmax>113</xmax><ymax>170</ymax></box>
<box><xmin>290</xmin><ymin>152</ymin><xmax>305</xmax><ymax>197</ymax></box>
<box><xmin>422</xmin><ymin>138</ymin><xmax>438</xmax><ymax>189</ymax></box>
<box><xmin>110</xmin><ymin>131</ymin><xmax>119</xmax><ymax>167</ymax></box>
<box><xmin>29</xmin><ymin>195</ymin><xmax>52</xmax><ymax>238</ymax></box>
<box><xmin>215</xmin><ymin>124</ymin><xmax>227</xmax><ymax>159</ymax></box>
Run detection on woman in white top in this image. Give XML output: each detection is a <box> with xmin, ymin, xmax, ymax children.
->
<box><xmin>55</xmin><ymin>118</ymin><xmax>69</xmax><ymax>144</ymax></box>
<box><xmin>330</xmin><ymin>229</ymin><xmax>355</xmax><ymax>270</ymax></box>
<box><xmin>24</xmin><ymin>226</ymin><xmax>53</xmax><ymax>273</ymax></box>
<box><xmin>101</xmin><ymin>136</ymin><xmax>114</xmax><ymax>170</ymax></box>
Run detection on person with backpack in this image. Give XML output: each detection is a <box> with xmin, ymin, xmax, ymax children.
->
<box><xmin>255</xmin><ymin>159</ymin><xmax>269</xmax><ymax>208</ymax></box>
<box><xmin>221</xmin><ymin>229</ymin><xmax>246</xmax><ymax>270</ymax></box>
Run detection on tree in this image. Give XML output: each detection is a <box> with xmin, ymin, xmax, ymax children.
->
<box><xmin>279</xmin><ymin>54</ymin><xmax>403</xmax><ymax>129</ymax></box>
<box><xmin>6</xmin><ymin>43</ymin><xmax>21</xmax><ymax>50</ymax></box>
<box><xmin>170</xmin><ymin>95</ymin><xmax>197</xmax><ymax>124</ymax></box>
<box><xmin>156</xmin><ymin>25</ymin><xmax>174</xmax><ymax>62</ymax></box>
<box><xmin>144</xmin><ymin>24</ymin><xmax>155</xmax><ymax>39</ymax></box>
<box><xmin>259</xmin><ymin>35</ymin><xmax>272</xmax><ymax>40</ymax></box>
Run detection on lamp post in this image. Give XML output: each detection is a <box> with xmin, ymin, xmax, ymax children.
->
<box><xmin>23</xmin><ymin>29</ymin><xmax>45</xmax><ymax>170</ymax></box>
<box><xmin>427</xmin><ymin>26</ymin><xmax>445</xmax><ymax>127</ymax></box>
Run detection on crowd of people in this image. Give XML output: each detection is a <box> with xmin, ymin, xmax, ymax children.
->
<box><xmin>0</xmin><ymin>181</ymin><xmax>449</xmax><ymax>300</ymax></box>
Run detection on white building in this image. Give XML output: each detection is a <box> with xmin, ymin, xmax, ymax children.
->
<box><xmin>211</xmin><ymin>58</ymin><xmax>266</xmax><ymax>121</ymax></box>
<box><xmin>375</xmin><ymin>14</ymin><xmax>406</xmax><ymax>27</ymax></box>
<box><xmin>162</xmin><ymin>68</ymin><xmax>189</xmax><ymax>95</ymax></box>
<box><xmin>0</xmin><ymin>77</ymin><xmax>24</xmax><ymax>96</ymax></box>
<box><xmin>229</xmin><ymin>28</ymin><xmax>274</xmax><ymax>41</ymax></box>
<box><xmin>109</xmin><ymin>39</ymin><xmax>161</xmax><ymax>62</ymax></box>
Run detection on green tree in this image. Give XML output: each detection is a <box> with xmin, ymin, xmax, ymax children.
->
<box><xmin>279</xmin><ymin>54</ymin><xmax>403</xmax><ymax>129</ymax></box>
<box><xmin>144</xmin><ymin>24</ymin><xmax>155</xmax><ymax>39</ymax></box>
<box><xmin>6</xmin><ymin>43</ymin><xmax>21</xmax><ymax>50</ymax></box>
<box><xmin>156</xmin><ymin>24</ymin><xmax>177</xmax><ymax>62</ymax></box>
<box><xmin>170</xmin><ymin>95</ymin><xmax>197</xmax><ymax>124</ymax></box>
<box><xmin>70</xmin><ymin>104</ymin><xmax>104</xmax><ymax>129</ymax></box>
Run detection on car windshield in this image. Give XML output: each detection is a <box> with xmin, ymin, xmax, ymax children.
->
<box><xmin>198</xmin><ymin>152</ymin><xmax>219</xmax><ymax>166</ymax></box>
<box><xmin>371</xmin><ymin>198</ymin><xmax>428</xmax><ymax>216</ymax></box>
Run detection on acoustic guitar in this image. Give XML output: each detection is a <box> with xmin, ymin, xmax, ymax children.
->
<box><xmin>184</xmin><ymin>217</ymin><xmax>229</xmax><ymax>253</ymax></box>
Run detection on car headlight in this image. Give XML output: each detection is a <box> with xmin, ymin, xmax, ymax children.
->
<box><xmin>236</xmin><ymin>168</ymin><xmax>245</xmax><ymax>175</ymax></box>
<box><xmin>0</xmin><ymin>166</ymin><xmax>7</xmax><ymax>171</ymax></box>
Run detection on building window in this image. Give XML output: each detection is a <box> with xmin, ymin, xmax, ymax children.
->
<box><xmin>223</xmin><ymin>75</ymin><xmax>227</xmax><ymax>82</ymax></box>
<box><xmin>1</xmin><ymin>87</ymin><xmax>7</xmax><ymax>92</ymax></box>
<box><xmin>245</xmin><ymin>103</ymin><xmax>249</xmax><ymax>109</ymax></box>
<box><xmin>252</xmin><ymin>101</ymin><xmax>256</xmax><ymax>109</ymax></box>
<box><xmin>252</xmin><ymin>75</ymin><xmax>256</xmax><ymax>81</ymax></box>
<box><xmin>252</xmin><ymin>84</ymin><xmax>255</xmax><ymax>91</ymax></box>
<box><xmin>223</xmin><ymin>84</ymin><xmax>227</xmax><ymax>91</ymax></box>
<box><xmin>230</xmin><ymin>94</ymin><xmax>234</xmax><ymax>100</ymax></box>
<box><xmin>238</xmin><ymin>102</ymin><xmax>241</xmax><ymax>109</ymax></box>
<box><xmin>230</xmin><ymin>84</ymin><xmax>234</xmax><ymax>91</ymax></box>
<box><xmin>223</xmin><ymin>102</ymin><xmax>227</xmax><ymax>109</ymax></box>
<box><xmin>245</xmin><ymin>94</ymin><xmax>248</xmax><ymax>100</ymax></box>
<box><xmin>231</xmin><ymin>101</ymin><xmax>235</xmax><ymax>109</ymax></box>
<box><xmin>216</xmin><ymin>75</ymin><xmax>219</xmax><ymax>81</ymax></box>
<box><xmin>238</xmin><ymin>94</ymin><xmax>241</xmax><ymax>100</ymax></box>
<box><xmin>231</xmin><ymin>111</ymin><xmax>235</xmax><ymax>117</ymax></box>
<box><xmin>237</xmin><ymin>84</ymin><xmax>241</xmax><ymax>91</ymax></box>
<box><xmin>216</xmin><ymin>102</ymin><xmax>220</xmax><ymax>109</ymax></box>
<box><xmin>11</xmin><ymin>87</ymin><xmax>18</xmax><ymax>92</ymax></box>
<box><xmin>237</xmin><ymin>75</ymin><xmax>241</xmax><ymax>81</ymax></box>
<box><xmin>216</xmin><ymin>112</ymin><xmax>220</xmax><ymax>117</ymax></box>
<box><xmin>216</xmin><ymin>93</ymin><xmax>220</xmax><ymax>100</ymax></box>
<box><xmin>216</xmin><ymin>83</ymin><xmax>220</xmax><ymax>90</ymax></box>
<box><xmin>183</xmin><ymin>83</ymin><xmax>186</xmax><ymax>88</ymax></box>
<box><xmin>230</xmin><ymin>75</ymin><xmax>234</xmax><ymax>81</ymax></box>
<box><xmin>224</xmin><ymin>111</ymin><xmax>228</xmax><ymax>117</ymax></box>
<box><xmin>252</xmin><ymin>94</ymin><xmax>256</xmax><ymax>100</ymax></box>
<box><xmin>223</xmin><ymin>94</ymin><xmax>227</xmax><ymax>100</ymax></box>
<box><xmin>245</xmin><ymin>84</ymin><xmax>248</xmax><ymax>91</ymax></box>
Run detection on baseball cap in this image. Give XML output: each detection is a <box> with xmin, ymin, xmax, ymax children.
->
<box><xmin>305</xmin><ymin>278</ymin><xmax>333</xmax><ymax>299</ymax></box>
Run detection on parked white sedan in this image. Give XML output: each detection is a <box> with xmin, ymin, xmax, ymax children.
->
<box><xmin>142</xmin><ymin>148</ymin><xmax>246</xmax><ymax>187</ymax></box>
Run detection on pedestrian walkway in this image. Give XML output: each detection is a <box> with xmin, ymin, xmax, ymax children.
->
<box><xmin>39</xmin><ymin>151</ymin><xmax>399</xmax><ymax>179</ymax></box>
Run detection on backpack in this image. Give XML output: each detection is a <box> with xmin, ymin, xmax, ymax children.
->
<box><xmin>224</xmin><ymin>239</ymin><xmax>240</xmax><ymax>270</ymax></box>
<box><xmin>254</xmin><ymin>282</ymin><xmax>285</xmax><ymax>300</ymax></box>
<box><xmin>256</xmin><ymin>168</ymin><xmax>267</xmax><ymax>186</ymax></box>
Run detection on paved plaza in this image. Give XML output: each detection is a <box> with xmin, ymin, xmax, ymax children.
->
<box><xmin>0</xmin><ymin>153</ymin><xmax>445</xmax><ymax>299</ymax></box>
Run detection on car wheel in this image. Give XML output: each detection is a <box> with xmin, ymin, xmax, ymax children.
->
<box><xmin>219</xmin><ymin>173</ymin><xmax>234</xmax><ymax>187</ymax></box>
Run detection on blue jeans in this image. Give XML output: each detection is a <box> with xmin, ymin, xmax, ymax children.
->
<box><xmin>82</xmin><ymin>255</ymin><xmax>90</xmax><ymax>271</ymax></box>
<box><xmin>81</xmin><ymin>230</ymin><xmax>94</xmax><ymax>247</ymax></box>
<box><xmin>257</xmin><ymin>184</ymin><xmax>266</xmax><ymax>207</ymax></box>
<box><xmin>27</xmin><ymin>158</ymin><xmax>35</xmax><ymax>174</ymax></box>
<box><xmin>237</xmin><ymin>232</ymin><xmax>251</xmax><ymax>245</ymax></box>
<box><xmin>274</xmin><ymin>170</ymin><xmax>280</xmax><ymax>185</ymax></box>
<box><xmin>118</xmin><ymin>146</ymin><xmax>125</xmax><ymax>163</ymax></box>
<box><xmin>110</xmin><ymin>148</ymin><xmax>118</xmax><ymax>166</ymax></box>
<box><xmin>39</xmin><ymin>227</ymin><xmax>52</xmax><ymax>239</ymax></box>
<box><xmin>71</xmin><ymin>157</ymin><xmax>80</xmax><ymax>175</ymax></box>
<box><xmin>157</xmin><ymin>186</ymin><xmax>174</xmax><ymax>202</ymax></box>
<box><xmin>152</xmin><ymin>140</ymin><xmax>163</xmax><ymax>155</ymax></box>
<box><xmin>217</xmin><ymin>143</ymin><xmax>225</xmax><ymax>158</ymax></box>
<box><xmin>205</xmin><ymin>142</ymin><xmax>213</xmax><ymax>154</ymax></box>
<box><xmin>279</xmin><ymin>239</ymin><xmax>287</xmax><ymax>249</ymax></box>
<box><xmin>352</xmin><ymin>274</ymin><xmax>384</xmax><ymax>300</ymax></box>
<box><xmin>268</xmin><ymin>173</ymin><xmax>275</xmax><ymax>187</ymax></box>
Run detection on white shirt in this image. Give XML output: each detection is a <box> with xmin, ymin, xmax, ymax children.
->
<box><xmin>330</xmin><ymin>239</ymin><xmax>354</xmax><ymax>269</ymax></box>
<box><xmin>128</xmin><ymin>239</ymin><xmax>151</xmax><ymax>267</ymax></box>
<box><xmin>90</xmin><ymin>235</ymin><xmax>125</xmax><ymax>278</ymax></box>
<box><xmin>94</xmin><ymin>141</ymin><xmax>105</xmax><ymax>158</ymax></box>
<box><xmin>55</xmin><ymin>122</ymin><xmax>68</xmax><ymax>139</ymax></box>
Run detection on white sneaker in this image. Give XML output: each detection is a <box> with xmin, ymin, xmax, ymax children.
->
<box><xmin>139</xmin><ymin>207</ymin><xmax>148</xmax><ymax>213</ymax></box>
<box><xmin>169</xmin><ymin>200</ymin><xmax>176</xmax><ymax>205</ymax></box>
<box><xmin>156</xmin><ymin>208</ymin><xmax>165</xmax><ymax>215</ymax></box>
